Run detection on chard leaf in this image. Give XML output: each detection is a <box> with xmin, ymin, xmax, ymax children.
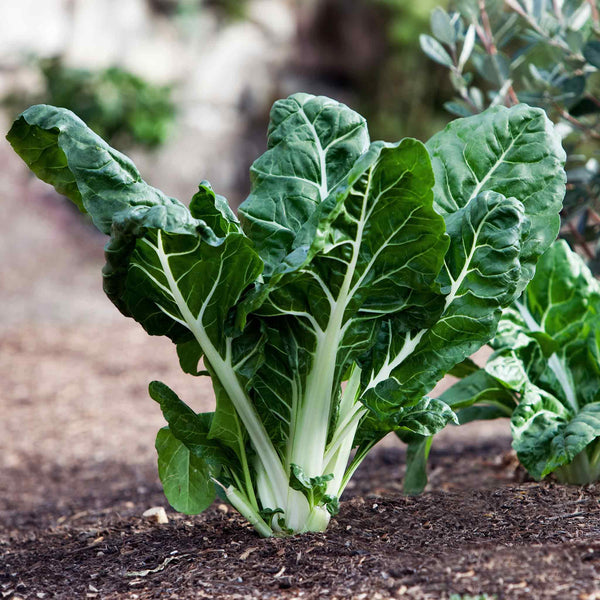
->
<box><xmin>484</xmin><ymin>352</ymin><xmax>529</xmax><ymax>391</ymax></box>
<box><xmin>516</xmin><ymin>240</ymin><xmax>600</xmax><ymax>347</ymax></box>
<box><xmin>189</xmin><ymin>181</ymin><xmax>240</xmax><ymax>236</ymax></box>
<box><xmin>264</xmin><ymin>138</ymin><xmax>448</xmax><ymax>338</ymax></box>
<box><xmin>511</xmin><ymin>388</ymin><xmax>600</xmax><ymax>480</ymax></box>
<box><xmin>448</xmin><ymin>357</ymin><xmax>480</xmax><ymax>378</ymax></box>
<box><xmin>403</xmin><ymin>435</ymin><xmax>433</xmax><ymax>495</ymax></box>
<box><xmin>426</xmin><ymin>104</ymin><xmax>566</xmax><ymax>294</ymax></box>
<box><xmin>176</xmin><ymin>339</ymin><xmax>207</xmax><ymax>376</ymax></box>
<box><xmin>7</xmin><ymin>105</ymin><xmax>207</xmax><ymax>237</ymax></box>
<box><xmin>438</xmin><ymin>368</ymin><xmax>516</xmax><ymax>413</ymax></box>
<box><xmin>498</xmin><ymin>242</ymin><xmax>600</xmax><ymax>410</ymax></box>
<box><xmin>155</xmin><ymin>427</ymin><xmax>216</xmax><ymax>514</ymax></box>
<box><xmin>363</xmin><ymin>191</ymin><xmax>526</xmax><ymax>418</ymax></box>
<box><xmin>239</xmin><ymin>93</ymin><xmax>369</xmax><ymax>275</ymax></box>
<box><xmin>558</xmin><ymin>404</ymin><xmax>600</xmax><ymax>463</ymax></box>
<box><xmin>395</xmin><ymin>397</ymin><xmax>458</xmax><ymax>435</ymax></box>
<box><xmin>108</xmin><ymin>229</ymin><xmax>262</xmax><ymax>347</ymax></box>
<box><xmin>357</xmin><ymin>396</ymin><xmax>457</xmax><ymax>441</ymax></box>
<box><xmin>149</xmin><ymin>380</ymin><xmax>232</xmax><ymax>468</ymax></box>
<box><xmin>5</xmin><ymin>105</ymin><xmax>263</xmax><ymax>350</ymax></box>
<box><xmin>567</xmin><ymin>328</ymin><xmax>600</xmax><ymax>407</ymax></box>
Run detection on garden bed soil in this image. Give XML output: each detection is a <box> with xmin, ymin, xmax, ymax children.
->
<box><xmin>2</xmin><ymin>425</ymin><xmax>600</xmax><ymax>600</ymax></box>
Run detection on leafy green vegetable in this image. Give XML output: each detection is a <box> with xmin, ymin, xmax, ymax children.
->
<box><xmin>7</xmin><ymin>93</ymin><xmax>565</xmax><ymax>535</ymax></box>
<box><xmin>413</xmin><ymin>241</ymin><xmax>600</xmax><ymax>488</ymax></box>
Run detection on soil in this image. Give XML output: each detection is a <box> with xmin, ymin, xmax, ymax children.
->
<box><xmin>2</xmin><ymin>141</ymin><xmax>600</xmax><ymax>600</ymax></box>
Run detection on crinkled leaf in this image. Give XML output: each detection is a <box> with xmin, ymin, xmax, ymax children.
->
<box><xmin>512</xmin><ymin>388</ymin><xmax>600</xmax><ymax>480</ymax></box>
<box><xmin>358</xmin><ymin>396</ymin><xmax>457</xmax><ymax>440</ymax></box>
<box><xmin>239</xmin><ymin>93</ymin><xmax>369</xmax><ymax>275</ymax></box>
<box><xmin>7</xmin><ymin>105</ymin><xmax>207</xmax><ymax>237</ymax></box>
<box><xmin>426</xmin><ymin>104</ymin><xmax>566</xmax><ymax>294</ymax></box>
<box><xmin>363</xmin><ymin>191</ymin><xmax>526</xmax><ymax>418</ymax></box>
<box><xmin>484</xmin><ymin>352</ymin><xmax>529</xmax><ymax>391</ymax></box>
<box><xmin>517</xmin><ymin>240</ymin><xmax>600</xmax><ymax>346</ymax></box>
<box><xmin>189</xmin><ymin>181</ymin><xmax>241</xmax><ymax>236</ymax></box>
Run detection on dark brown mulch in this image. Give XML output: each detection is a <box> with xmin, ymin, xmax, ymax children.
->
<box><xmin>2</xmin><ymin>439</ymin><xmax>600</xmax><ymax>600</ymax></box>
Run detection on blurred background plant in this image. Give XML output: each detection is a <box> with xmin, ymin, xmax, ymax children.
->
<box><xmin>3</xmin><ymin>56</ymin><xmax>176</xmax><ymax>150</ymax></box>
<box><xmin>146</xmin><ymin>0</ymin><xmax>249</xmax><ymax>20</ymax></box>
<box><xmin>368</xmin><ymin>0</ymin><xmax>453</xmax><ymax>140</ymax></box>
<box><xmin>420</xmin><ymin>0</ymin><xmax>600</xmax><ymax>271</ymax></box>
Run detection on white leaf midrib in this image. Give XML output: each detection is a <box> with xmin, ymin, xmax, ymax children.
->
<box><xmin>149</xmin><ymin>231</ymin><xmax>289</xmax><ymax>507</ymax></box>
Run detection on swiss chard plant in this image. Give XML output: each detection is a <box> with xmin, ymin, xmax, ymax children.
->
<box><xmin>431</xmin><ymin>240</ymin><xmax>600</xmax><ymax>486</ymax></box>
<box><xmin>7</xmin><ymin>93</ymin><xmax>565</xmax><ymax>536</ymax></box>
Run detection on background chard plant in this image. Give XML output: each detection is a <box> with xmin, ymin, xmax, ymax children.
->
<box><xmin>7</xmin><ymin>93</ymin><xmax>565</xmax><ymax>536</ymax></box>
<box><xmin>438</xmin><ymin>240</ymin><xmax>600</xmax><ymax>485</ymax></box>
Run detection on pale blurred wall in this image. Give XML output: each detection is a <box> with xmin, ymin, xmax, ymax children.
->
<box><xmin>0</xmin><ymin>0</ymin><xmax>297</xmax><ymax>204</ymax></box>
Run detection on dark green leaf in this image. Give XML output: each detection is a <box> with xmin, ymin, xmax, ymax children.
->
<box><xmin>363</xmin><ymin>191</ymin><xmax>526</xmax><ymax>416</ymax></box>
<box><xmin>238</xmin><ymin>93</ymin><xmax>369</xmax><ymax>276</ymax></box>
<box><xmin>149</xmin><ymin>380</ymin><xmax>230</xmax><ymax>466</ymax></box>
<box><xmin>403</xmin><ymin>435</ymin><xmax>432</xmax><ymax>495</ymax></box>
<box><xmin>438</xmin><ymin>368</ymin><xmax>516</xmax><ymax>412</ymax></box>
<box><xmin>7</xmin><ymin>105</ymin><xmax>205</xmax><ymax>237</ymax></box>
<box><xmin>156</xmin><ymin>427</ymin><xmax>215</xmax><ymax>514</ymax></box>
<box><xmin>427</xmin><ymin>104</ymin><xmax>566</xmax><ymax>294</ymax></box>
